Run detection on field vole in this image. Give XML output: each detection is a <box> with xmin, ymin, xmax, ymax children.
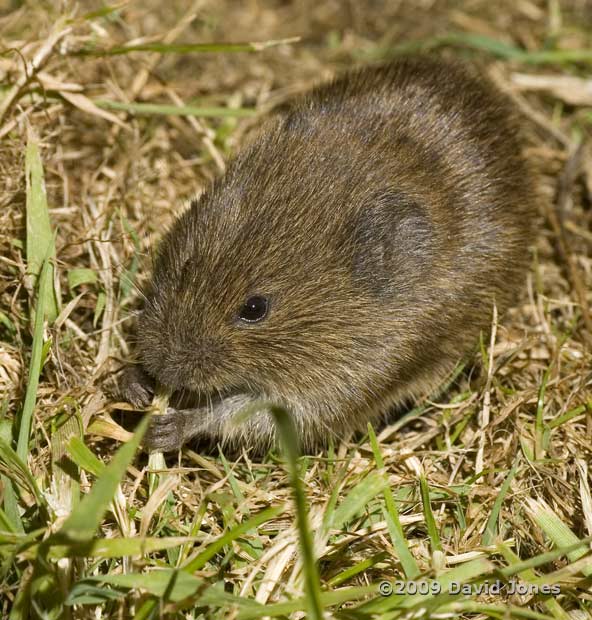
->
<box><xmin>120</xmin><ymin>56</ymin><xmax>535</xmax><ymax>452</ymax></box>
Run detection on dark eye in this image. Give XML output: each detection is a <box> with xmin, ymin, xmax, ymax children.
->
<box><xmin>238</xmin><ymin>295</ymin><xmax>269</xmax><ymax>323</ymax></box>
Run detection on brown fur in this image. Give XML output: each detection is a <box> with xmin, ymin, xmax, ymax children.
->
<box><xmin>120</xmin><ymin>56</ymin><xmax>536</xmax><ymax>452</ymax></box>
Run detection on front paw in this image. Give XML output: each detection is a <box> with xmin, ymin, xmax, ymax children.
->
<box><xmin>118</xmin><ymin>365</ymin><xmax>155</xmax><ymax>408</ymax></box>
<box><xmin>143</xmin><ymin>409</ymin><xmax>186</xmax><ymax>452</ymax></box>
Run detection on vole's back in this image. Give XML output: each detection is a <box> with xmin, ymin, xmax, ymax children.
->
<box><xmin>135</xmin><ymin>56</ymin><xmax>536</xmax><ymax>451</ymax></box>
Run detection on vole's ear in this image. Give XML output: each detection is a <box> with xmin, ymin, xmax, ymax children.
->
<box><xmin>351</xmin><ymin>190</ymin><xmax>434</xmax><ymax>297</ymax></box>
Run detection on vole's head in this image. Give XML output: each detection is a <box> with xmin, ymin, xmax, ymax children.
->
<box><xmin>137</xmin><ymin>120</ymin><xmax>437</xmax><ymax>423</ymax></box>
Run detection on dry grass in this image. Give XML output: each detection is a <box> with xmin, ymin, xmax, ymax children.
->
<box><xmin>1</xmin><ymin>1</ymin><xmax>591</xmax><ymax>618</ymax></box>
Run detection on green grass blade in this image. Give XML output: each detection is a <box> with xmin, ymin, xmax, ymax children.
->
<box><xmin>482</xmin><ymin>458</ymin><xmax>519</xmax><ymax>545</ymax></box>
<box><xmin>327</xmin><ymin>552</ymin><xmax>388</xmax><ymax>587</ymax></box>
<box><xmin>0</xmin><ymin>505</ymin><xmax>18</xmax><ymax>533</ymax></box>
<box><xmin>219</xmin><ymin>448</ymin><xmax>245</xmax><ymax>505</ymax></box>
<box><xmin>25</xmin><ymin>126</ymin><xmax>58</xmax><ymax>322</ymax></box>
<box><xmin>368</xmin><ymin>422</ymin><xmax>419</xmax><ymax>579</ymax></box>
<box><xmin>535</xmin><ymin>364</ymin><xmax>552</xmax><ymax>459</ymax></box>
<box><xmin>81</xmin><ymin>3</ymin><xmax>127</xmax><ymax>21</ymax></box>
<box><xmin>16</xmin><ymin>258</ymin><xmax>52</xmax><ymax>462</ymax></box>
<box><xmin>511</xmin><ymin>48</ymin><xmax>592</xmax><ymax>64</ymax></box>
<box><xmin>53</xmin><ymin>416</ymin><xmax>149</xmax><ymax>542</ymax></box>
<box><xmin>171</xmin><ymin>581</ymin><xmax>264</xmax><ymax>614</ymax></box>
<box><xmin>326</xmin><ymin>471</ymin><xmax>388</xmax><ymax>533</ymax></box>
<box><xmin>67</xmin><ymin>436</ymin><xmax>105</xmax><ymax>477</ymax></box>
<box><xmin>235</xmin><ymin>586</ymin><xmax>374</xmax><ymax>619</ymax></box>
<box><xmin>525</xmin><ymin>498</ymin><xmax>592</xmax><ymax>575</ymax></box>
<box><xmin>65</xmin><ymin>583</ymin><xmax>126</xmax><ymax>606</ymax></box>
<box><xmin>547</xmin><ymin>403</ymin><xmax>589</xmax><ymax>429</ymax></box>
<box><xmin>77</xmin><ymin>37</ymin><xmax>300</xmax><ymax>56</ymax></box>
<box><xmin>498</xmin><ymin>536</ymin><xmax>592</xmax><ymax>576</ymax></box>
<box><xmin>439</xmin><ymin>601</ymin><xmax>556</xmax><ymax>619</ymax></box>
<box><xmin>498</xmin><ymin>544</ymin><xmax>570</xmax><ymax>620</ymax></box>
<box><xmin>67</xmin><ymin>268</ymin><xmax>97</xmax><ymax>291</ymax></box>
<box><xmin>434</xmin><ymin>32</ymin><xmax>527</xmax><ymax>58</ymax></box>
<box><xmin>118</xmin><ymin>211</ymin><xmax>141</xmax><ymax>301</ymax></box>
<box><xmin>269</xmin><ymin>404</ymin><xmax>324</xmax><ymax>620</ymax></box>
<box><xmin>0</xmin><ymin>438</ymin><xmax>45</xmax><ymax>508</ymax></box>
<box><xmin>48</xmin><ymin>536</ymin><xmax>200</xmax><ymax>560</ymax></box>
<box><xmin>50</xmin><ymin>410</ymin><xmax>83</xmax><ymax>532</ymax></box>
<box><xmin>0</xmin><ymin>311</ymin><xmax>16</xmax><ymax>335</ymax></box>
<box><xmin>375</xmin><ymin>32</ymin><xmax>592</xmax><ymax>66</ymax></box>
<box><xmin>83</xmin><ymin>570</ymin><xmax>203</xmax><ymax>603</ymax></box>
<box><xmin>0</xmin><ymin>419</ymin><xmax>23</xmax><ymax>533</ymax></box>
<box><xmin>419</xmin><ymin>475</ymin><xmax>442</xmax><ymax>553</ymax></box>
<box><xmin>94</xmin><ymin>99</ymin><xmax>256</xmax><ymax>118</ymax></box>
<box><xmin>358</xmin><ymin>557</ymin><xmax>493</xmax><ymax>614</ymax></box>
<box><xmin>182</xmin><ymin>503</ymin><xmax>285</xmax><ymax>573</ymax></box>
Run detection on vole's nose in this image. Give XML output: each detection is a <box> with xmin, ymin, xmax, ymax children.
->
<box><xmin>155</xmin><ymin>337</ymin><xmax>222</xmax><ymax>391</ymax></box>
<box><xmin>152</xmin><ymin>363</ymin><xmax>188</xmax><ymax>392</ymax></box>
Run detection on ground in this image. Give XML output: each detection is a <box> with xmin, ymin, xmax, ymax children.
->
<box><xmin>0</xmin><ymin>1</ymin><xmax>591</xmax><ymax>618</ymax></box>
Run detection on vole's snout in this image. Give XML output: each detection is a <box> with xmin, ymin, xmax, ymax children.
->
<box><xmin>148</xmin><ymin>363</ymin><xmax>189</xmax><ymax>393</ymax></box>
<box><xmin>142</xmin><ymin>333</ymin><xmax>227</xmax><ymax>393</ymax></box>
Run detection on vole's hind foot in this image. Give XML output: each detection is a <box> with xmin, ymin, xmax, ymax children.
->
<box><xmin>118</xmin><ymin>365</ymin><xmax>155</xmax><ymax>408</ymax></box>
<box><xmin>143</xmin><ymin>409</ymin><xmax>188</xmax><ymax>452</ymax></box>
